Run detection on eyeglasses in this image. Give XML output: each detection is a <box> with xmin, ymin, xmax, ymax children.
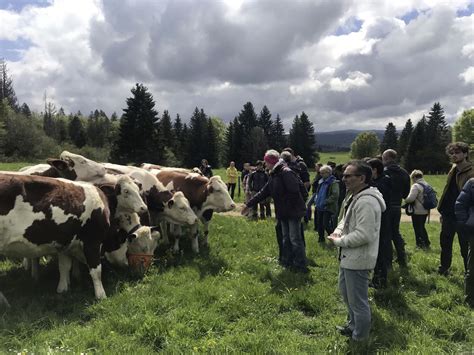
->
<box><xmin>342</xmin><ymin>174</ymin><xmax>362</xmax><ymax>179</ymax></box>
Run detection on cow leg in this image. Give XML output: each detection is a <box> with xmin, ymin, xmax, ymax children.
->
<box><xmin>160</xmin><ymin>222</ymin><xmax>169</xmax><ymax>244</ymax></box>
<box><xmin>173</xmin><ymin>236</ymin><xmax>180</xmax><ymax>253</ymax></box>
<box><xmin>0</xmin><ymin>291</ymin><xmax>10</xmax><ymax>309</ymax></box>
<box><xmin>22</xmin><ymin>257</ymin><xmax>39</xmax><ymax>281</ymax></box>
<box><xmin>71</xmin><ymin>258</ymin><xmax>81</xmax><ymax>281</ymax></box>
<box><xmin>202</xmin><ymin>221</ymin><xmax>210</xmax><ymax>247</ymax></box>
<box><xmin>89</xmin><ymin>264</ymin><xmax>106</xmax><ymax>300</ymax></box>
<box><xmin>83</xmin><ymin>243</ymin><xmax>106</xmax><ymax>299</ymax></box>
<box><xmin>191</xmin><ymin>224</ymin><xmax>199</xmax><ymax>254</ymax></box>
<box><xmin>57</xmin><ymin>253</ymin><xmax>72</xmax><ymax>294</ymax></box>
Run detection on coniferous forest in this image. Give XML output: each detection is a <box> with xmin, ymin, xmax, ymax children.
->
<box><xmin>0</xmin><ymin>59</ymin><xmax>472</xmax><ymax>171</ymax></box>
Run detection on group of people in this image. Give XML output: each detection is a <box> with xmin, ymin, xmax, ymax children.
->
<box><xmin>234</xmin><ymin>141</ymin><xmax>473</xmax><ymax>342</ymax></box>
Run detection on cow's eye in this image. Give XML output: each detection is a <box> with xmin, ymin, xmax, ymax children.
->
<box><xmin>124</xmin><ymin>189</ymin><xmax>129</xmax><ymax>194</ymax></box>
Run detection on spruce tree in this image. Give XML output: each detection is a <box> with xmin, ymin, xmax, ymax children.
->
<box><xmin>271</xmin><ymin>114</ymin><xmax>286</xmax><ymax>151</ymax></box>
<box><xmin>205</xmin><ymin>118</ymin><xmax>219</xmax><ymax>167</ymax></box>
<box><xmin>68</xmin><ymin>115</ymin><xmax>87</xmax><ymax>148</ymax></box>
<box><xmin>398</xmin><ymin>119</ymin><xmax>413</xmax><ymax>160</ymax></box>
<box><xmin>0</xmin><ymin>59</ymin><xmax>19</xmax><ymax>112</ymax></box>
<box><xmin>425</xmin><ymin>102</ymin><xmax>450</xmax><ymax>173</ymax></box>
<box><xmin>184</xmin><ymin>108</ymin><xmax>209</xmax><ymax>167</ymax></box>
<box><xmin>111</xmin><ymin>83</ymin><xmax>162</xmax><ymax>164</ymax></box>
<box><xmin>257</xmin><ymin>105</ymin><xmax>273</xmax><ymax>146</ymax></box>
<box><xmin>403</xmin><ymin>117</ymin><xmax>428</xmax><ymax>172</ymax></box>
<box><xmin>172</xmin><ymin>114</ymin><xmax>184</xmax><ymax>163</ymax></box>
<box><xmin>380</xmin><ymin>122</ymin><xmax>398</xmax><ymax>152</ymax></box>
<box><xmin>238</xmin><ymin>102</ymin><xmax>258</xmax><ymax>164</ymax></box>
<box><xmin>20</xmin><ymin>103</ymin><xmax>31</xmax><ymax>117</ymax></box>
<box><xmin>160</xmin><ymin>109</ymin><xmax>174</xmax><ymax>149</ymax></box>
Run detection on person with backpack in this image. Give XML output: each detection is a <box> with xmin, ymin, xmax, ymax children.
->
<box><xmin>404</xmin><ymin>170</ymin><xmax>434</xmax><ymax>250</ymax></box>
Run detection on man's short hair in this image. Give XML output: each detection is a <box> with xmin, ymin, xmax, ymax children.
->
<box><xmin>327</xmin><ymin>161</ymin><xmax>336</xmax><ymax>169</ymax></box>
<box><xmin>367</xmin><ymin>158</ymin><xmax>384</xmax><ymax>177</ymax></box>
<box><xmin>255</xmin><ymin>160</ymin><xmax>263</xmax><ymax>166</ymax></box>
<box><xmin>280</xmin><ymin>151</ymin><xmax>292</xmax><ymax>162</ymax></box>
<box><xmin>282</xmin><ymin>147</ymin><xmax>294</xmax><ymax>156</ymax></box>
<box><xmin>382</xmin><ymin>149</ymin><xmax>397</xmax><ymax>162</ymax></box>
<box><xmin>347</xmin><ymin>160</ymin><xmax>372</xmax><ymax>184</ymax></box>
<box><xmin>446</xmin><ymin>142</ymin><xmax>470</xmax><ymax>155</ymax></box>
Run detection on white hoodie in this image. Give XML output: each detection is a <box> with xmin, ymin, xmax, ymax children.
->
<box><xmin>333</xmin><ymin>187</ymin><xmax>386</xmax><ymax>270</ymax></box>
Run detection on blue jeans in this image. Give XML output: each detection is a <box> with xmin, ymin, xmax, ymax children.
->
<box><xmin>280</xmin><ymin>218</ymin><xmax>307</xmax><ymax>269</ymax></box>
<box><xmin>338</xmin><ymin>268</ymin><xmax>371</xmax><ymax>340</ymax></box>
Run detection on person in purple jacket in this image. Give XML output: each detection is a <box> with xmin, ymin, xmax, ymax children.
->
<box><xmin>242</xmin><ymin>149</ymin><xmax>309</xmax><ymax>273</ymax></box>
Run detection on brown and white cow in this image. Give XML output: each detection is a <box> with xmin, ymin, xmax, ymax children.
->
<box><xmin>0</xmin><ymin>173</ymin><xmax>147</xmax><ymax>300</ymax></box>
<box><xmin>153</xmin><ymin>171</ymin><xmax>235</xmax><ymax>253</ymax></box>
<box><xmin>102</xmin><ymin>163</ymin><xmax>198</xmax><ymax>227</ymax></box>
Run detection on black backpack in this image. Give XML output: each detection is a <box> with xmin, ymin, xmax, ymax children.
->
<box><xmin>418</xmin><ymin>181</ymin><xmax>438</xmax><ymax>210</ymax></box>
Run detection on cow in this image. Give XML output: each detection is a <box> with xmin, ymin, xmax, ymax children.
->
<box><xmin>140</xmin><ymin>163</ymin><xmax>202</xmax><ymax>175</ymax></box>
<box><xmin>102</xmin><ymin>163</ymin><xmax>198</xmax><ymax>227</ymax></box>
<box><xmin>153</xmin><ymin>171</ymin><xmax>236</xmax><ymax>253</ymax></box>
<box><xmin>0</xmin><ymin>173</ymin><xmax>147</xmax><ymax>300</ymax></box>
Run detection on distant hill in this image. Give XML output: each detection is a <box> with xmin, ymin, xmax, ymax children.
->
<box><xmin>315</xmin><ymin>129</ymin><xmax>385</xmax><ymax>151</ymax></box>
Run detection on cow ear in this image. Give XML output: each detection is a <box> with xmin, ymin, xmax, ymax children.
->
<box><xmin>167</xmin><ymin>199</ymin><xmax>174</xmax><ymax>208</ymax></box>
<box><xmin>47</xmin><ymin>159</ymin><xmax>68</xmax><ymax>171</ymax></box>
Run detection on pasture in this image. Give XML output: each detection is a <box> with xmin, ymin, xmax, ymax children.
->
<box><xmin>0</xmin><ymin>214</ymin><xmax>471</xmax><ymax>353</ymax></box>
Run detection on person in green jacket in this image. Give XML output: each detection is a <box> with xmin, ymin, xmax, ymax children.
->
<box><xmin>315</xmin><ymin>165</ymin><xmax>340</xmax><ymax>243</ymax></box>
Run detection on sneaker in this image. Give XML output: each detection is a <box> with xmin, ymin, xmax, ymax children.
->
<box><xmin>336</xmin><ymin>325</ymin><xmax>353</xmax><ymax>337</ymax></box>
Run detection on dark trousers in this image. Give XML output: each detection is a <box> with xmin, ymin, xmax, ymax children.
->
<box><xmin>316</xmin><ymin>210</ymin><xmax>335</xmax><ymax>242</ymax></box>
<box><xmin>227</xmin><ymin>183</ymin><xmax>236</xmax><ymax>199</ymax></box>
<box><xmin>373</xmin><ymin>213</ymin><xmax>392</xmax><ymax>286</ymax></box>
<box><xmin>276</xmin><ymin>219</ymin><xmax>305</xmax><ymax>264</ymax></box>
<box><xmin>388</xmin><ymin>208</ymin><xmax>406</xmax><ymax>265</ymax></box>
<box><xmin>280</xmin><ymin>218</ymin><xmax>307</xmax><ymax>270</ymax></box>
<box><xmin>264</xmin><ymin>198</ymin><xmax>272</xmax><ymax>217</ymax></box>
<box><xmin>411</xmin><ymin>214</ymin><xmax>431</xmax><ymax>248</ymax></box>
<box><xmin>465</xmin><ymin>235</ymin><xmax>474</xmax><ymax>307</ymax></box>
<box><xmin>439</xmin><ymin>216</ymin><xmax>469</xmax><ymax>272</ymax></box>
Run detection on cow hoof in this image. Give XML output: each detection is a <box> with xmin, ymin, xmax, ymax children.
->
<box><xmin>95</xmin><ymin>291</ymin><xmax>107</xmax><ymax>300</ymax></box>
<box><xmin>56</xmin><ymin>284</ymin><xmax>69</xmax><ymax>294</ymax></box>
<box><xmin>172</xmin><ymin>246</ymin><xmax>180</xmax><ymax>254</ymax></box>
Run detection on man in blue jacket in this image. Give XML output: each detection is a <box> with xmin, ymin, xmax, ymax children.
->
<box><xmin>455</xmin><ymin>178</ymin><xmax>474</xmax><ymax>308</ymax></box>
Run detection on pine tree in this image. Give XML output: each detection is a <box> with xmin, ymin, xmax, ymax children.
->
<box><xmin>271</xmin><ymin>114</ymin><xmax>286</xmax><ymax>151</ymax></box>
<box><xmin>257</xmin><ymin>105</ymin><xmax>273</xmax><ymax>146</ymax></box>
<box><xmin>288</xmin><ymin>112</ymin><xmax>316</xmax><ymax>166</ymax></box>
<box><xmin>0</xmin><ymin>59</ymin><xmax>19</xmax><ymax>112</ymax></box>
<box><xmin>68</xmin><ymin>115</ymin><xmax>87</xmax><ymax>148</ymax></box>
<box><xmin>111</xmin><ymin>83</ymin><xmax>162</xmax><ymax>164</ymax></box>
<box><xmin>205</xmin><ymin>118</ymin><xmax>219</xmax><ymax>167</ymax></box>
<box><xmin>238</xmin><ymin>102</ymin><xmax>258</xmax><ymax>164</ymax></box>
<box><xmin>425</xmin><ymin>102</ymin><xmax>451</xmax><ymax>173</ymax></box>
<box><xmin>184</xmin><ymin>108</ymin><xmax>209</xmax><ymax>167</ymax></box>
<box><xmin>398</xmin><ymin>119</ymin><xmax>414</xmax><ymax>160</ymax></box>
<box><xmin>20</xmin><ymin>103</ymin><xmax>31</xmax><ymax>117</ymax></box>
<box><xmin>380</xmin><ymin>122</ymin><xmax>398</xmax><ymax>152</ymax></box>
<box><xmin>160</xmin><ymin>109</ymin><xmax>174</xmax><ymax>149</ymax></box>
<box><xmin>403</xmin><ymin>117</ymin><xmax>429</xmax><ymax>172</ymax></box>
<box><xmin>172</xmin><ymin>114</ymin><xmax>184</xmax><ymax>163</ymax></box>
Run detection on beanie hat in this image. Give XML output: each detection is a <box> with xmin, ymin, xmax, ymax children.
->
<box><xmin>264</xmin><ymin>154</ymin><xmax>279</xmax><ymax>166</ymax></box>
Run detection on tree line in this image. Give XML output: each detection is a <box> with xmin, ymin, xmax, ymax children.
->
<box><xmin>350</xmin><ymin>103</ymin><xmax>473</xmax><ymax>173</ymax></box>
<box><xmin>1</xmin><ymin>58</ymin><xmax>471</xmax><ymax>171</ymax></box>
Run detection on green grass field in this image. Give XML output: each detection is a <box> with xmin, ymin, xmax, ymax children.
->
<box><xmin>0</xmin><ymin>214</ymin><xmax>471</xmax><ymax>353</ymax></box>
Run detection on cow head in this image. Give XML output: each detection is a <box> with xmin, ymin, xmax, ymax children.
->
<box><xmin>163</xmin><ymin>191</ymin><xmax>199</xmax><ymax>225</ymax></box>
<box><xmin>47</xmin><ymin>151</ymin><xmax>106</xmax><ymax>181</ymax></box>
<box><xmin>115</xmin><ymin>175</ymin><xmax>148</xmax><ymax>214</ymax></box>
<box><xmin>205</xmin><ymin>176</ymin><xmax>236</xmax><ymax>212</ymax></box>
<box><xmin>104</xmin><ymin>226</ymin><xmax>159</xmax><ymax>267</ymax></box>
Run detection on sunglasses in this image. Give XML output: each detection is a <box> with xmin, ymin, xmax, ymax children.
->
<box><xmin>342</xmin><ymin>174</ymin><xmax>362</xmax><ymax>178</ymax></box>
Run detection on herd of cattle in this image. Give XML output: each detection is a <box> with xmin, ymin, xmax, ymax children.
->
<box><xmin>0</xmin><ymin>151</ymin><xmax>236</xmax><ymax>306</ymax></box>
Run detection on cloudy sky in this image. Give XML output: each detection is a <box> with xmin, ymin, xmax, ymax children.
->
<box><xmin>1</xmin><ymin>0</ymin><xmax>473</xmax><ymax>132</ymax></box>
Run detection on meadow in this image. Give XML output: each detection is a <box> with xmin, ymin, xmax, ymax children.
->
<box><xmin>0</xmin><ymin>215</ymin><xmax>471</xmax><ymax>353</ymax></box>
<box><xmin>0</xmin><ymin>160</ymin><xmax>466</xmax><ymax>353</ymax></box>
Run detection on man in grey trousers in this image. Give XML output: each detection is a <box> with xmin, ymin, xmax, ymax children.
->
<box><xmin>328</xmin><ymin>160</ymin><xmax>386</xmax><ymax>341</ymax></box>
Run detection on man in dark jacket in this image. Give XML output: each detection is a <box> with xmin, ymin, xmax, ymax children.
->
<box><xmin>242</xmin><ymin>149</ymin><xmax>309</xmax><ymax>273</ymax></box>
<box><xmin>368</xmin><ymin>158</ymin><xmax>392</xmax><ymax>288</ymax></box>
<box><xmin>282</xmin><ymin>148</ymin><xmax>310</xmax><ymax>190</ymax></box>
<box><xmin>248</xmin><ymin>160</ymin><xmax>269</xmax><ymax>219</ymax></box>
<box><xmin>438</xmin><ymin>142</ymin><xmax>474</xmax><ymax>276</ymax></box>
<box><xmin>455</xmin><ymin>177</ymin><xmax>474</xmax><ymax>307</ymax></box>
<box><xmin>199</xmin><ymin>159</ymin><xmax>213</xmax><ymax>178</ymax></box>
<box><xmin>382</xmin><ymin>149</ymin><xmax>410</xmax><ymax>267</ymax></box>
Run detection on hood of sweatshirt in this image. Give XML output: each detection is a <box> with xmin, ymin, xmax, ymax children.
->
<box><xmin>353</xmin><ymin>186</ymin><xmax>386</xmax><ymax>213</ymax></box>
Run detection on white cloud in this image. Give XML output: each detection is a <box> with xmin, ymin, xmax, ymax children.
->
<box><xmin>1</xmin><ymin>0</ymin><xmax>472</xmax><ymax>131</ymax></box>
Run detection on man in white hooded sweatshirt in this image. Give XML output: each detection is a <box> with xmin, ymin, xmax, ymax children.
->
<box><xmin>328</xmin><ymin>160</ymin><xmax>386</xmax><ymax>341</ymax></box>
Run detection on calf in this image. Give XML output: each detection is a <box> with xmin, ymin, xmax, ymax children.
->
<box><xmin>0</xmin><ymin>173</ymin><xmax>146</xmax><ymax>300</ymax></box>
<box><xmin>154</xmin><ymin>171</ymin><xmax>235</xmax><ymax>253</ymax></box>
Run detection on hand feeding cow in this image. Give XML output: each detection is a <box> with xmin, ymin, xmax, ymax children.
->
<box><xmin>153</xmin><ymin>170</ymin><xmax>236</xmax><ymax>253</ymax></box>
<box><xmin>0</xmin><ymin>173</ymin><xmax>147</xmax><ymax>301</ymax></box>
